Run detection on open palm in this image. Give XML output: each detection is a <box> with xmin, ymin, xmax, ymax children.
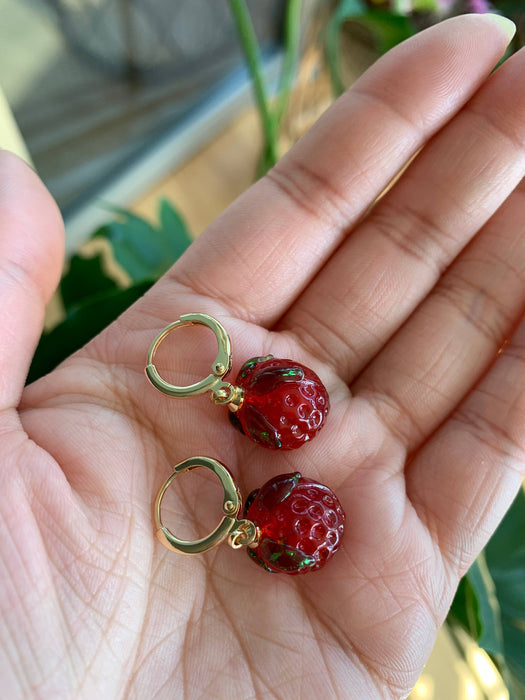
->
<box><xmin>3</xmin><ymin>15</ymin><xmax>525</xmax><ymax>699</ymax></box>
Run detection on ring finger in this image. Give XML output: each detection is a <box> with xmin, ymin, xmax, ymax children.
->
<box><xmin>354</xmin><ymin>173</ymin><xmax>525</xmax><ymax>453</ymax></box>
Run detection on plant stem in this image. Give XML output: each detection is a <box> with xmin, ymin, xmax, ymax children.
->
<box><xmin>275</xmin><ymin>0</ymin><xmax>302</xmax><ymax>126</ymax></box>
<box><xmin>228</xmin><ymin>0</ymin><xmax>279</xmax><ymax>167</ymax></box>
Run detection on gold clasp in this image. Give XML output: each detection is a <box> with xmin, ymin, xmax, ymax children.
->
<box><xmin>145</xmin><ymin>313</ymin><xmax>243</xmax><ymax>410</ymax></box>
<box><xmin>154</xmin><ymin>456</ymin><xmax>258</xmax><ymax>554</ymax></box>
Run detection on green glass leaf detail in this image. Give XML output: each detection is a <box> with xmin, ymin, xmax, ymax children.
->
<box><xmin>254</xmin><ymin>473</ymin><xmax>301</xmax><ymax>511</ymax></box>
<box><xmin>259</xmin><ymin>538</ymin><xmax>316</xmax><ymax>573</ymax></box>
<box><xmin>247</xmin><ymin>547</ymin><xmax>278</xmax><ymax>573</ymax></box>
<box><xmin>280</xmin><ymin>368</ymin><xmax>303</xmax><ymax>377</ymax></box>
<box><xmin>239</xmin><ymin>355</ymin><xmax>273</xmax><ymax>379</ymax></box>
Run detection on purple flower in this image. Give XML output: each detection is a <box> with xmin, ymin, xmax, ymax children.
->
<box><xmin>466</xmin><ymin>0</ymin><xmax>492</xmax><ymax>12</ymax></box>
<box><xmin>436</xmin><ymin>0</ymin><xmax>493</xmax><ymax>12</ymax></box>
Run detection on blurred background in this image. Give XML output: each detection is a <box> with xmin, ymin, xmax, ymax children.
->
<box><xmin>1</xmin><ymin>1</ymin><xmax>524</xmax><ymax>698</ymax></box>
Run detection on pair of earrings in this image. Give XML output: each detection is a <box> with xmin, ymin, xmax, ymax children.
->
<box><xmin>146</xmin><ymin>313</ymin><xmax>345</xmax><ymax>575</ymax></box>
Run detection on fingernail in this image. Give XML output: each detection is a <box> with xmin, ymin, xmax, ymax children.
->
<box><xmin>481</xmin><ymin>14</ymin><xmax>516</xmax><ymax>42</ymax></box>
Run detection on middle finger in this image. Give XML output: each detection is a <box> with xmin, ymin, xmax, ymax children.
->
<box><xmin>279</xmin><ymin>45</ymin><xmax>525</xmax><ymax>382</ymax></box>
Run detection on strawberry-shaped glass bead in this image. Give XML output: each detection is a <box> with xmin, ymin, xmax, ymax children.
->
<box><xmin>232</xmin><ymin>356</ymin><xmax>330</xmax><ymax>450</ymax></box>
<box><xmin>244</xmin><ymin>472</ymin><xmax>345</xmax><ymax>574</ymax></box>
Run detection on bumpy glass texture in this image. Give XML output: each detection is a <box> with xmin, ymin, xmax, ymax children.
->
<box><xmin>244</xmin><ymin>472</ymin><xmax>345</xmax><ymax>575</ymax></box>
<box><xmin>234</xmin><ymin>356</ymin><xmax>330</xmax><ymax>450</ymax></box>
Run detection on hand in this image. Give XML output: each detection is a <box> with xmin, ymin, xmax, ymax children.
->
<box><xmin>2</xmin><ymin>14</ymin><xmax>524</xmax><ymax>699</ymax></box>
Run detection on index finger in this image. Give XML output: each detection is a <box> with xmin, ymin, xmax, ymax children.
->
<box><xmin>168</xmin><ymin>14</ymin><xmax>515</xmax><ymax>326</ymax></box>
<box><xmin>0</xmin><ymin>152</ymin><xmax>64</xmax><ymax>413</ymax></box>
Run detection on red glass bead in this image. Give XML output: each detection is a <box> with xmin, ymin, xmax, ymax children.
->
<box><xmin>244</xmin><ymin>472</ymin><xmax>345</xmax><ymax>574</ymax></box>
<box><xmin>233</xmin><ymin>356</ymin><xmax>330</xmax><ymax>450</ymax></box>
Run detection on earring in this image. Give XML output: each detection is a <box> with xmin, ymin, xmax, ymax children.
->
<box><xmin>155</xmin><ymin>457</ymin><xmax>345</xmax><ymax>575</ymax></box>
<box><xmin>145</xmin><ymin>313</ymin><xmax>330</xmax><ymax>450</ymax></box>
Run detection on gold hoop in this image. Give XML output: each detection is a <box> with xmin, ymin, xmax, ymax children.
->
<box><xmin>145</xmin><ymin>313</ymin><xmax>243</xmax><ymax>409</ymax></box>
<box><xmin>154</xmin><ymin>456</ymin><xmax>258</xmax><ymax>554</ymax></box>
<box><xmin>145</xmin><ymin>313</ymin><xmax>232</xmax><ymax>397</ymax></box>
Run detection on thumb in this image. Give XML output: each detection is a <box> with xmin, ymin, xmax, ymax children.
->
<box><xmin>0</xmin><ymin>151</ymin><xmax>64</xmax><ymax>412</ymax></box>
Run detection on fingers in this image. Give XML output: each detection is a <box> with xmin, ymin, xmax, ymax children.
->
<box><xmin>353</xmin><ymin>176</ymin><xmax>525</xmax><ymax>451</ymax></box>
<box><xmin>0</xmin><ymin>152</ymin><xmax>64</xmax><ymax>412</ymax></box>
<box><xmin>405</xmin><ymin>315</ymin><xmax>525</xmax><ymax>576</ymax></box>
<box><xmin>165</xmin><ymin>15</ymin><xmax>512</xmax><ymax>326</ymax></box>
<box><xmin>280</xmin><ymin>33</ymin><xmax>525</xmax><ymax>382</ymax></box>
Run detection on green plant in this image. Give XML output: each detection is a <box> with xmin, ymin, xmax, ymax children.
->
<box><xmin>448</xmin><ymin>490</ymin><xmax>525</xmax><ymax>699</ymax></box>
<box><xmin>228</xmin><ymin>0</ymin><xmax>302</xmax><ymax>174</ymax></box>
<box><xmin>325</xmin><ymin>0</ymin><xmax>524</xmax><ymax>96</ymax></box>
<box><xmin>28</xmin><ymin>199</ymin><xmax>192</xmax><ymax>383</ymax></box>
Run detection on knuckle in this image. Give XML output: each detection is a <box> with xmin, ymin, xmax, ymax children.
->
<box><xmin>433</xmin><ymin>273</ymin><xmax>512</xmax><ymax>347</ymax></box>
<box><xmin>266</xmin><ymin>157</ymin><xmax>351</xmax><ymax>228</ymax></box>
<box><xmin>367</xmin><ymin>195</ymin><xmax>453</xmax><ymax>276</ymax></box>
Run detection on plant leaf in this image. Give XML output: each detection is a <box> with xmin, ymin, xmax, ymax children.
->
<box><xmin>448</xmin><ymin>489</ymin><xmax>525</xmax><ymax>700</ymax></box>
<box><xmin>93</xmin><ymin>218</ymin><xmax>162</xmax><ymax>283</ymax></box>
<box><xmin>492</xmin><ymin>2</ymin><xmax>524</xmax><ymax>16</ymax></box>
<box><xmin>468</xmin><ymin>553</ymin><xmax>505</xmax><ymax>655</ymax></box>
<box><xmin>464</xmin><ymin>553</ymin><xmax>520</xmax><ymax>697</ymax></box>
<box><xmin>407</xmin><ymin>0</ymin><xmax>440</xmax><ymax>12</ymax></box>
<box><xmin>326</xmin><ymin>1</ymin><xmax>415</xmax><ymax>95</ymax></box>
<box><xmin>448</xmin><ymin>574</ymin><xmax>482</xmax><ymax>640</ymax></box>
<box><xmin>28</xmin><ymin>281</ymin><xmax>153</xmax><ymax>383</ymax></box>
<box><xmin>352</xmin><ymin>11</ymin><xmax>417</xmax><ymax>55</ymax></box>
<box><xmin>326</xmin><ymin>0</ymin><xmax>367</xmax><ymax>96</ymax></box>
<box><xmin>94</xmin><ymin>204</ymin><xmax>192</xmax><ymax>283</ymax></box>
<box><xmin>60</xmin><ymin>251</ymin><xmax>119</xmax><ymax>311</ymax></box>
<box><xmin>158</xmin><ymin>198</ymin><xmax>193</xmax><ymax>260</ymax></box>
<box><xmin>485</xmin><ymin>488</ymin><xmax>525</xmax><ymax>697</ymax></box>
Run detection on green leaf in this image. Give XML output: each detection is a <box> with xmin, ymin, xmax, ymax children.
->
<box><xmin>158</xmin><ymin>198</ymin><xmax>193</xmax><ymax>260</ymax></box>
<box><xmin>371</xmin><ymin>0</ymin><xmax>439</xmax><ymax>14</ymax></box>
<box><xmin>228</xmin><ymin>0</ymin><xmax>279</xmax><ymax>167</ymax></box>
<box><xmin>28</xmin><ymin>281</ymin><xmax>153</xmax><ymax>383</ymax></box>
<box><xmin>492</xmin><ymin>2</ymin><xmax>524</xmax><ymax>16</ymax></box>
<box><xmin>94</xmin><ymin>203</ymin><xmax>192</xmax><ymax>284</ymax></box>
<box><xmin>257</xmin><ymin>141</ymin><xmax>279</xmax><ymax>178</ymax></box>
<box><xmin>93</xmin><ymin>218</ymin><xmax>162</xmax><ymax>283</ymax></box>
<box><xmin>60</xmin><ymin>251</ymin><xmax>119</xmax><ymax>311</ymax></box>
<box><xmin>470</xmin><ymin>554</ymin><xmax>505</xmax><ymax>654</ymax></box>
<box><xmin>326</xmin><ymin>1</ymin><xmax>416</xmax><ymax>96</ymax></box>
<box><xmin>448</xmin><ymin>489</ymin><xmax>525</xmax><ymax>700</ymax></box>
<box><xmin>326</xmin><ymin>0</ymin><xmax>367</xmax><ymax>96</ymax></box>
<box><xmin>274</xmin><ymin>0</ymin><xmax>302</xmax><ymax>128</ymax></box>
<box><xmin>448</xmin><ymin>574</ymin><xmax>482</xmax><ymax>640</ymax></box>
<box><xmin>334</xmin><ymin>0</ymin><xmax>366</xmax><ymax>15</ymax></box>
<box><xmin>485</xmin><ymin>488</ymin><xmax>525</xmax><ymax>697</ymax></box>
<box><xmin>352</xmin><ymin>11</ymin><xmax>417</xmax><ymax>55</ymax></box>
<box><xmin>31</xmin><ymin>200</ymin><xmax>191</xmax><ymax>383</ymax></box>
<box><xmin>410</xmin><ymin>0</ymin><xmax>440</xmax><ymax>11</ymax></box>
